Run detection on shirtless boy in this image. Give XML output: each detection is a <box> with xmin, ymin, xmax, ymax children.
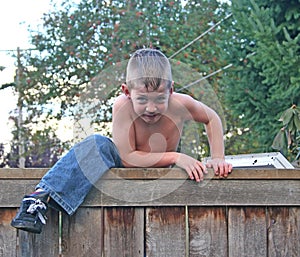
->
<box><xmin>11</xmin><ymin>48</ymin><xmax>232</xmax><ymax>234</ymax></box>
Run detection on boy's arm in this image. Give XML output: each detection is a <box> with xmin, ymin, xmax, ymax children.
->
<box><xmin>178</xmin><ymin>93</ymin><xmax>232</xmax><ymax>177</ymax></box>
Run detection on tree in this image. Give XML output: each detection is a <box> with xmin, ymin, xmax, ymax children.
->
<box><xmin>11</xmin><ymin>0</ymin><xmax>231</xmax><ymax>163</ymax></box>
<box><xmin>219</xmin><ymin>0</ymin><xmax>300</xmax><ymax>158</ymax></box>
<box><xmin>0</xmin><ymin>50</ymin><xmax>69</xmax><ymax>168</ymax></box>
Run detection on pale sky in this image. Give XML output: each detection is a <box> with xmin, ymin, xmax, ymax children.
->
<box><xmin>0</xmin><ymin>0</ymin><xmax>55</xmax><ymax>145</ymax></box>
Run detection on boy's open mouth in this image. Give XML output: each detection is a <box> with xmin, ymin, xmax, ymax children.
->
<box><xmin>142</xmin><ymin>113</ymin><xmax>161</xmax><ymax>122</ymax></box>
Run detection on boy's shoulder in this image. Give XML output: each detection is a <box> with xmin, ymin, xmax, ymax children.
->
<box><xmin>114</xmin><ymin>94</ymin><xmax>132</xmax><ymax>107</ymax></box>
<box><xmin>114</xmin><ymin>94</ymin><xmax>128</xmax><ymax>104</ymax></box>
<box><xmin>113</xmin><ymin>94</ymin><xmax>134</xmax><ymax>114</ymax></box>
<box><xmin>170</xmin><ymin>92</ymin><xmax>196</xmax><ymax>106</ymax></box>
<box><xmin>169</xmin><ymin>92</ymin><xmax>207</xmax><ymax>118</ymax></box>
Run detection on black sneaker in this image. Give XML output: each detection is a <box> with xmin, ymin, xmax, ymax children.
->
<box><xmin>11</xmin><ymin>192</ymin><xmax>49</xmax><ymax>234</ymax></box>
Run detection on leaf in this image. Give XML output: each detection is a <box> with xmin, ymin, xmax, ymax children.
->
<box><xmin>271</xmin><ymin>129</ymin><xmax>287</xmax><ymax>150</ymax></box>
<box><xmin>288</xmin><ymin>119</ymin><xmax>295</xmax><ymax>131</ymax></box>
<box><xmin>283</xmin><ymin>27</ymin><xmax>292</xmax><ymax>42</ymax></box>
<box><xmin>279</xmin><ymin>108</ymin><xmax>294</xmax><ymax>125</ymax></box>
<box><xmin>293</xmin><ymin>113</ymin><xmax>300</xmax><ymax>130</ymax></box>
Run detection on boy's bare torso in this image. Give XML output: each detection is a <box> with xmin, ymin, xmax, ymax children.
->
<box><xmin>113</xmin><ymin>93</ymin><xmax>188</xmax><ymax>153</ymax></box>
<box><xmin>133</xmin><ymin>114</ymin><xmax>182</xmax><ymax>153</ymax></box>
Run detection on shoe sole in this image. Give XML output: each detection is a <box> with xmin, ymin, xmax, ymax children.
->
<box><xmin>11</xmin><ymin>220</ymin><xmax>42</xmax><ymax>234</ymax></box>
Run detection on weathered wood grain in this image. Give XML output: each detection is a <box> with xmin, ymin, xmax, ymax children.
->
<box><xmin>104</xmin><ymin>168</ymin><xmax>300</xmax><ymax>180</ymax></box>
<box><xmin>18</xmin><ymin>208</ymin><xmax>59</xmax><ymax>257</ymax></box>
<box><xmin>103</xmin><ymin>207</ymin><xmax>144</xmax><ymax>257</ymax></box>
<box><xmin>1</xmin><ymin>179</ymin><xmax>300</xmax><ymax>207</ymax></box>
<box><xmin>268</xmin><ymin>207</ymin><xmax>300</xmax><ymax>257</ymax></box>
<box><xmin>61</xmin><ymin>207</ymin><xmax>103</xmax><ymax>257</ymax></box>
<box><xmin>146</xmin><ymin>207</ymin><xmax>186</xmax><ymax>257</ymax></box>
<box><xmin>228</xmin><ymin>207</ymin><xmax>267</xmax><ymax>257</ymax></box>
<box><xmin>0</xmin><ymin>180</ymin><xmax>37</xmax><ymax>207</ymax></box>
<box><xmin>85</xmin><ymin>179</ymin><xmax>300</xmax><ymax>206</ymax></box>
<box><xmin>0</xmin><ymin>208</ymin><xmax>17</xmax><ymax>257</ymax></box>
<box><xmin>1</xmin><ymin>168</ymin><xmax>300</xmax><ymax>180</ymax></box>
<box><xmin>188</xmin><ymin>207</ymin><xmax>227</xmax><ymax>257</ymax></box>
<box><xmin>0</xmin><ymin>168</ymin><xmax>47</xmax><ymax>179</ymax></box>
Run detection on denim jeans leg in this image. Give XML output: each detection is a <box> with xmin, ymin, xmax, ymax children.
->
<box><xmin>36</xmin><ymin>134</ymin><xmax>123</xmax><ymax>215</ymax></box>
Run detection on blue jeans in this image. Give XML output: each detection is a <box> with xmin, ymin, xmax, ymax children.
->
<box><xmin>36</xmin><ymin>134</ymin><xmax>123</xmax><ymax>215</ymax></box>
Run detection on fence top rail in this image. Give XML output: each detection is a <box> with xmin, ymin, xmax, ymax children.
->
<box><xmin>0</xmin><ymin>167</ymin><xmax>299</xmax><ymax>180</ymax></box>
<box><xmin>1</xmin><ymin>168</ymin><xmax>300</xmax><ymax>207</ymax></box>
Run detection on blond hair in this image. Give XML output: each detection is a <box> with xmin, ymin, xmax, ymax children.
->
<box><xmin>126</xmin><ymin>48</ymin><xmax>172</xmax><ymax>90</ymax></box>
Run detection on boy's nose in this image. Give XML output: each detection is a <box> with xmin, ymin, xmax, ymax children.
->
<box><xmin>146</xmin><ymin>102</ymin><xmax>157</xmax><ymax>112</ymax></box>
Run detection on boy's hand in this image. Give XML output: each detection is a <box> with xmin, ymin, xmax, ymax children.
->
<box><xmin>175</xmin><ymin>153</ymin><xmax>208</xmax><ymax>182</ymax></box>
<box><xmin>205</xmin><ymin>158</ymin><xmax>232</xmax><ymax>178</ymax></box>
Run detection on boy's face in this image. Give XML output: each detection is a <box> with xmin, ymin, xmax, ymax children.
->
<box><xmin>122</xmin><ymin>83</ymin><xmax>173</xmax><ymax>124</ymax></box>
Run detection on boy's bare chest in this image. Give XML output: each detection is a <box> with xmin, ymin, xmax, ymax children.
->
<box><xmin>133</xmin><ymin>116</ymin><xmax>183</xmax><ymax>152</ymax></box>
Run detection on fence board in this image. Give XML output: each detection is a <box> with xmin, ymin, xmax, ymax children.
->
<box><xmin>86</xmin><ymin>179</ymin><xmax>300</xmax><ymax>206</ymax></box>
<box><xmin>61</xmin><ymin>207</ymin><xmax>103</xmax><ymax>257</ymax></box>
<box><xmin>268</xmin><ymin>207</ymin><xmax>300</xmax><ymax>257</ymax></box>
<box><xmin>2</xmin><ymin>179</ymin><xmax>300</xmax><ymax>207</ymax></box>
<box><xmin>0</xmin><ymin>208</ymin><xmax>17</xmax><ymax>257</ymax></box>
<box><xmin>188</xmin><ymin>207</ymin><xmax>227</xmax><ymax>257</ymax></box>
<box><xmin>1</xmin><ymin>168</ymin><xmax>300</xmax><ymax>180</ymax></box>
<box><xmin>0</xmin><ymin>180</ymin><xmax>37</xmax><ymax>207</ymax></box>
<box><xmin>1</xmin><ymin>169</ymin><xmax>300</xmax><ymax>207</ymax></box>
<box><xmin>103</xmin><ymin>207</ymin><xmax>144</xmax><ymax>257</ymax></box>
<box><xmin>228</xmin><ymin>207</ymin><xmax>267</xmax><ymax>257</ymax></box>
<box><xmin>18</xmin><ymin>208</ymin><xmax>59</xmax><ymax>257</ymax></box>
<box><xmin>146</xmin><ymin>207</ymin><xmax>186</xmax><ymax>257</ymax></box>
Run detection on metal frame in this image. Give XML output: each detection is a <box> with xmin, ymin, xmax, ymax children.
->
<box><xmin>223</xmin><ymin>152</ymin><xmax>294</xmax><ymax>169</ymax></box>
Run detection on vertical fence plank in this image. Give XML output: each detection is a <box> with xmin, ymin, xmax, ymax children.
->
<box><xmin>62</xmin><ymin>207</ymin><xmax>103</xmax><ymax>257</ymax></box>
<box><xmin>146</xmin><ymin>206</ymin><xmax>186</xmax><ymax>257</ymax></box>
<box><xmin>18</xmin><ymin>208</ymin><xmax>59</xmax><ymax>257</ymax></box>
<box><xmin>268</xmin><ymin>207</ymin><xmax>300</xmax><ymax>257</ymax></box>
<box><xmin>0</xmin><ymin>208</ymin><xmax>17</xmax><ymax>257</ymax></box>
<box><xmin>228</xmin><ymin>207</ymin><xmax>267</xmax><ymax>257</ymax></box>
<box><xmin>103</xmin><ymin>207</ymin><xmax>144</xmax><ymax>257</ymax></box>
<box><xmin>188</xmin><ymin>207</ymin><xmax>227</xmax><ymax>257</ymax></box>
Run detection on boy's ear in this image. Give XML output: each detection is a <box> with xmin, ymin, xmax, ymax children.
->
<box><xmin>121</xmin><ymin>83</ymin><xmax>131</xmax><ymax>98</ymax></box>
<box><xmin>169</xmin><ymin>81</ymin><xmax>174</xmax><ymax>94</ymax></box>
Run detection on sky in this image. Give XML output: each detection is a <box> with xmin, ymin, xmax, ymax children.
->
<box><xmin>0</xmin><ymin>0</ymin><xmax>56</xmax><ymax>146</ymax></box>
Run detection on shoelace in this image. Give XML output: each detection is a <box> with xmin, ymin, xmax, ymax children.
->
<box><xmin>25</xmin><ymin>198</ymin><xmax>48</xmax><ymax>224</ymax></box>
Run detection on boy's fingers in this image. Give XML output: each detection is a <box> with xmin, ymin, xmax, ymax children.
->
<box><xmin>189</xmin><ymin>163</ymin><xmax>206</xmax><ymax>182</ymax></box>
<box><xmin>187</xmin><ymin>170</ymin><xmax>194</xmax><ymax>180</ymax></box>
<box><xmin>223</xmin><ymin>163</ymin><xmax>233</xmax><ymax>177</ymax></box>
<box><xmin>205</xmin><ymin>162</ymin><xmax>212</xmax><ymax>168</ymax></box>
<box><xmin>216</xmin><ymin>163</ymin><xmax>232</xmax><ymax>178</ymax></box>
<box><xmin>187</xmin><ymin>161</ymin><xmax>212</xmax><ymax>182</ymax></box>
<box><xmin>198</xmin><ymin>161</ymin><xmax>207</xmax><ymax>174</ymax></box>
<box><xmin>188</xmin><ymin>167</ymin><xmax>197</xmax><ymax>180</ymax></box>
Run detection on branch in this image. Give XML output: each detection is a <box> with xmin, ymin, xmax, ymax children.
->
<box><xmin>0</xmin><ymin>83</ymin><xmax>15</xmax><ymax>90</ymax></box>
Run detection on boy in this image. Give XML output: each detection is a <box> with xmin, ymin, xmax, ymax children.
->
<box><xmin>11</xmin><ymin>48</ymin><xmax>232</xmax><ymax>234</ymax></box>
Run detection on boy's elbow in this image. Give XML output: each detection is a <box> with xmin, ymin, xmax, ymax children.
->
<box><xmin>120</xmin><ymin>154</ymin><xmax>136</xmax><ymax>168</ymax></box>
<box><xmin>121</xmin><ymin>160</ymin><xmax>133</xmax><ymax>168</ymax></box>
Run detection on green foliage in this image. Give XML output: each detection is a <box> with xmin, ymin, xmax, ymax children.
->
<box><xmin>219</xmin><ymin>0</ymin><xmax>300</xmax><ymax>157</ymax></box>
<box><xmin>6</xmin><ymin>0</ymin><xmax>231</xmax><ymax>163</ymax></box>
<box><xmin>272</xmin><ymin>104</ymin><xmax>300</xmax><ymax>163</ymax></box>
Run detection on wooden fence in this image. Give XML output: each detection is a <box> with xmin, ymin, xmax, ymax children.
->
<box><xmin>0</xmin><ymin>167</ymin><xmax>299</xmax><ymax>257</ymax></box>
